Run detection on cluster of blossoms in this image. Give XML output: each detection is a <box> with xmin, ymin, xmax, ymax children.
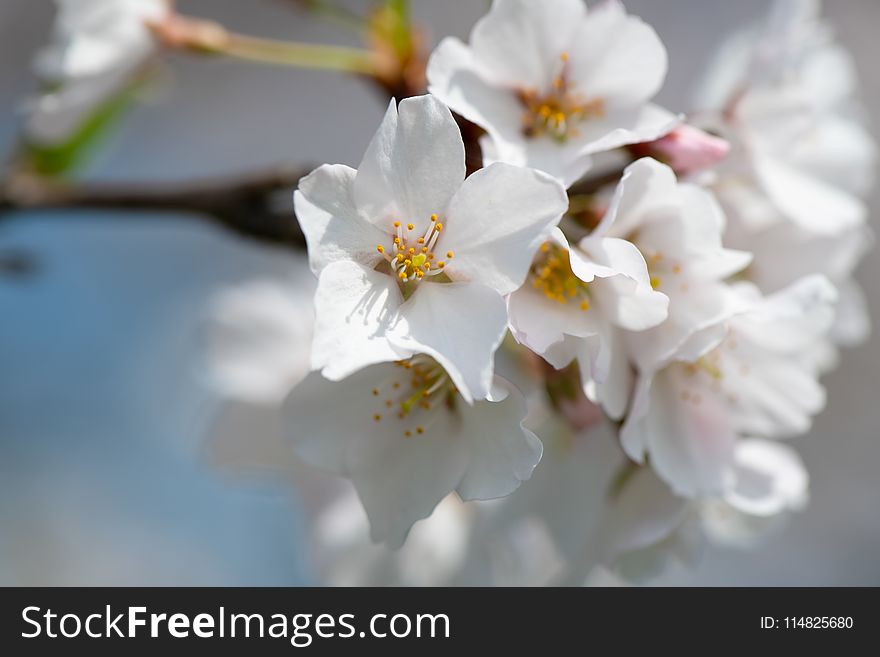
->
<box><xmin>32</xmin><ymin>0</ymin><xmax>874</xmax><ymax>583</ymax></box>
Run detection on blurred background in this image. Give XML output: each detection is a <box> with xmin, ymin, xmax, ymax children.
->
<box><xmin>0</xmin><ymin>0</ymin><xmax>877</xmax><ymax>585</ymax></box>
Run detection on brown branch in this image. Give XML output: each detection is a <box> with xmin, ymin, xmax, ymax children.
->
<box><xmin>0</xmin><ymin>156</ymin><xmax>628</xmax><ymax>252</ymax></box>
<box><xmin>0</xmin><ymin>166</ymin><xmax>311</xmax><ymax>250</ymax></box>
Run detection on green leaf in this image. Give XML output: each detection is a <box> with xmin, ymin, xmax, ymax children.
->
<box><xmin>23</xmin><ymin>76</ymin><xmax>145</xmax><ymax>178</ymax></box>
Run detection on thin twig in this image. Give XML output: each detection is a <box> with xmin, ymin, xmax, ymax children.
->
<box><xmin>0</xmin><ymin>167</ymin><xmax>311</xmax><ymax>249</ymax></box>
<box><xmin>0</xmin><ymin>161</ymin><xmax>628</xmax><ymax>252</ymax></box>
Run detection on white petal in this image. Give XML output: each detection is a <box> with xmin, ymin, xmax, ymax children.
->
<box><xmin>469</xmin><ymin>0</ymin><xmax>586</xmax><ymax>88</ymax></box>
<box><xmin>484</xmin><ymin>134</ymin><xmax>596</xmax><ymax>188</ymax></box>
<box><xmin>202</xmin><ymin>276</ymin><xmax>314</xmax><ymax>405</ymax></box>
<box><xmin>507</xmin><ymin>285</ymin><xmax>599</xmax><ymax>355</ymax></box>
<box><xmin>568</xmin><ymin>1</ymin><xmax>668</xmax><ymax>108</ymax></box>
<box><xmin>621</xmin><ymin>369</ymin><xmax>737</xmax><ymax>496</ymax></box>
<box><xmin>575</xmin><ymin>236</ymin><xmax>669</xmax><ymax>331</ymax></box>
<box><xmin>629</xmin><ymin>280</ymin><xmax>749</xmax><ymax>371</ymax></box>
<box><xmin>443</xmin><ymin>163</ymin><xmax>567</xmax><ymax>295</ymax></box>
<box><xmin>487</xmin><ymin>106</ymin><xmax>678</xmax><ymax>188</ymax></box>
<box><xmin>604</xmin><ymin>466</ymin><xmax>688</xmax><ymax>555</ymax></box>
<box><xmin>282</xmin><ymin>367</ymin><xmax>469</xmax><ymax>548</ymax></box>
<box><xmin>294</xmin><ymin>164</ymin><xmax>387</xmax><ymax>274</ymax></box>
<box><xmin>393</xmin><ymin>281</ymin><xmax>508</xmax><ymax>402</ymax></box>
<box><xmin>579</xmin><ymin>324</ymin><xmax>633</xmax><ymax>420</ymax></box>
<box><xmin>311</xmin><ymin>261</ymin><xmax>410</xmax><ymax>380</ymax></box>
<box><xmin>735</xmin><ymin>274</ymin><xmax>837</xmax><ymax>353</ymax></box>
<box><xmin>353</xmin><ymin>96</ymin><xmax>465</xmax><ymax>230</ymax></box>
<box><xmin>577</xmin><ymin>104</ymin><xmax>680</xmax><ymax>157</ymax></box>
<box><xmin>456</xmin><ymin>377</ymin><xmax>543</xmax><ymax>500</ymax></box>
<box><xmin>723</xmin><ymin>439</ymin><xmax>808</xmax><ymax>516</ymax></box>
<box><xmin>599</xmin><ymin>156</ymin><xmax>679</xmax><ymax>238</ymax></box>
<box><xmin>754</xmin><ymin>152</ymin><xmax>866</xmax><ymax>234</ymax></box>
<box><xmin>427</xmin><ymin>37</ymin><xmax>525</xmax><ymax>147</ymax></box>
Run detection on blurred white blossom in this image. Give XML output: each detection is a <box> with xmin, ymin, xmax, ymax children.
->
<box><xmin>283</xmin><ymin>358</ymin><xmax>541</xmax><ymax>547</ymax></box>
<box><xmin>27</xmin><ymin>0</ymin><xmax>170</xmax><ymax>144</ymax></box>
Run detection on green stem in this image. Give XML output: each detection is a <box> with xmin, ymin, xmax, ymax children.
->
<box><xmin>222</xmin><ymin>34</ymin><xmax>383</xmax><ymax>75</ymax></box>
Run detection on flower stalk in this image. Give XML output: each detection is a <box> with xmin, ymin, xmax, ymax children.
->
<box><xmin>150</xmin><ymin>14</ymin><xmax>390</xmax><ymax>77</ymax></box>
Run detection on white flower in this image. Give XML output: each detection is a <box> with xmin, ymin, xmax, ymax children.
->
<box><xmin>27</xmin><ymin>0</ymin><xmax>169</xmax><ymax>144</ymax></box>
<box><xmin>604</xmin><ymin>159</ymin><xmax>752</xmax><ymax>372</ymax></box>
<box><xmin>694</xmin><ymin>0</ymin><xmax>876</xmax><ymax>235</ymax></box>
<box><xmin>282</xmin><ymin>356</ymin><xmax>542</xmax><ymax>547</ymax></box>
<box><xmin>701</xmin><ymin>439</ymin><xmax>809</xmax><ymax>549</ymax></box>
<box><xmin>507</xmin><ymin>223</ymin><xmax>668</xmax><ymax>420</ymax></box>
<box><xmin>200</xmin><ymin>267</ymin><xmax>316</xmax><ymax>406</ymax></box>
<box><xmin>513</xmin><ymin>158</ymin><xmax>749</xmax><ymax>419</ymax></box>
<box><xmin>427</xmin><ymin>0</ymin><xmax>678</xmax><ymax>187</ymax></box>
<box><xmin>294</xmin><ymin>94</ymin><xmax>567</xmax><ymax>402</ymax></box>
<box><xmin>728</xmin><ymin>220</ymin><xmax>873</xmax><ymax>356</ymax></box>
<box><xmin>621</xmin><ymin>275</ymin><xmax>836</xmax><ymax>496</ymax></box>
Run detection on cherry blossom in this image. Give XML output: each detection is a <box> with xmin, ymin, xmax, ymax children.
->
<box><xmin>295</xmin><ymin>94</ymin><xmax>567</xmax><ymax>402</ymax></box>
<box><xmin>283</xmin><ymin>357</ymin><xmax>542</xmax><ymax>547</ymax></box>
<box><xmin>621</xmin><ymin>275</ymin><xmax>836</xmax><ymax>496</ymax></box>
<box><xmin>427</xmin><ymin>0</ymin><xmax>678</xmax><ymax>187</ymax></box>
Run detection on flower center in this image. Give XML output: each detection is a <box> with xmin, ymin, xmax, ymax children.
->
<box><xmin>517</xmin><ymin>53</ymin><xmax>605</xmax><ymax>143</ymax></box>
<box><xmin>530</xmin><ymin>241</ymin><xmax>590</xmax><ymax>311</ymax></box>
<box><xmin>376</xmin><ymin>214</ymin><xmax>455</xmax><ymax>285</ymax></box>
<box><xmin>369</xmin><ymin>357</ymin><xmax>459</xmax><ymax>437</ymax></box>
<box><xmin>643</xmin><ymin>248</ymin><xmax>683</xmax><ymax>291</ymax></box>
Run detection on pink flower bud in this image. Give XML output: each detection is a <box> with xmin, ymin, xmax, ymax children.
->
<box><xmin>629</xmin><ymin>124</ymin><xmax>730</xmax><ymax>175</ymax></box>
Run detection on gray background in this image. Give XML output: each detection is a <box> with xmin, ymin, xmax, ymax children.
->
<box><xmin>0</xmin><ymin>0</ymin><xmax>877</xmax><ymax>584</ymax></box>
